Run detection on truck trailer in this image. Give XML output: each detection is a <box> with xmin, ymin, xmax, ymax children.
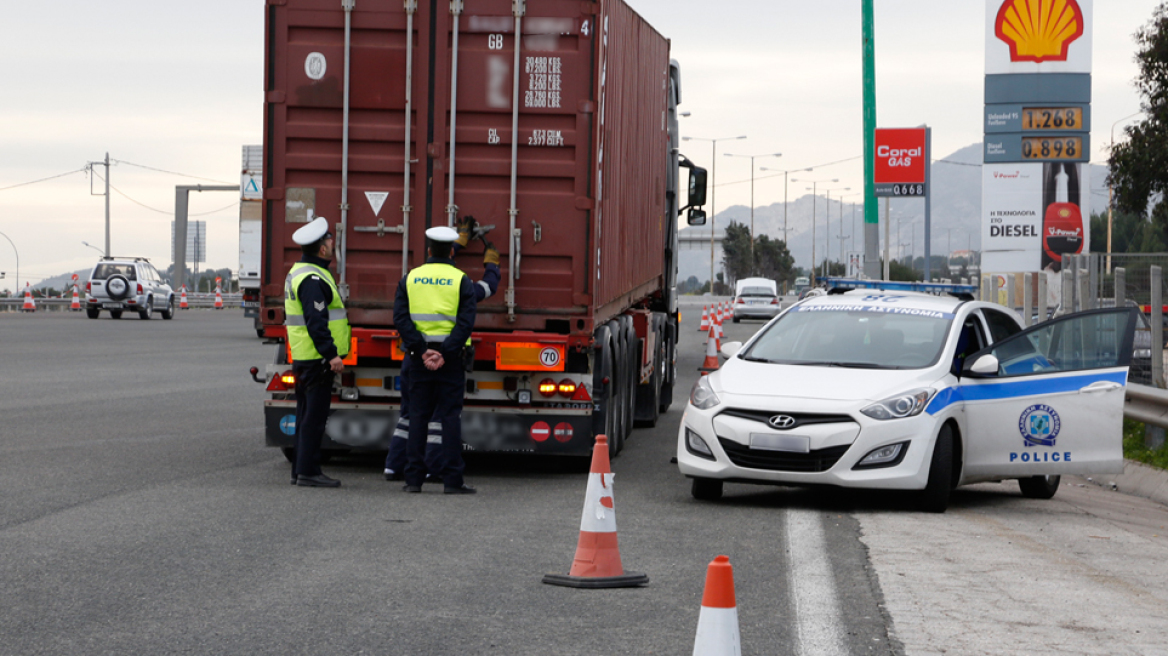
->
<box><xmin>258</xmin><ymin>0</ymin><xmax>707</xmax><ymax>459</ymax></box>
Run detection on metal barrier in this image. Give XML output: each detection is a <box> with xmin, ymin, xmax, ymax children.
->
<box><xmin>0</xmin><ymin>294</ymin><xmax>242</xmax><ymax>311</ymax></box>
<box><xmin>1126</xmin><ymin>384</ymin><xmax>1168</xmax><ymax>429</ymax></box>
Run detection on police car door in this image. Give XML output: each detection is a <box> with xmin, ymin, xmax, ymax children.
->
<box><xmin>959</xmin><ymin>307</ymin><xmax>1137</xmax><ymax>479</ymax></box>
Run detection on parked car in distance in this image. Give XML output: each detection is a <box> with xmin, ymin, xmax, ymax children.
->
<box><xmin>85</xmin><ymin>257</ymin><xmax>175</xmax><ymax>320</ymax></box>
<box><xmin>732</xmin><ymin>277</ymin><xmax>781</xmax><ymax>322</ymax></box>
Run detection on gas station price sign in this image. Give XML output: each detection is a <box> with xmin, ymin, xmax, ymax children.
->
<box><xmin>1021</xmin><ymin>136</ymin><xmax>1082</xmax><ymax>160</ymax></box>
<box><xmin>873</xmin><ymin>128</ymin><xmax>928</xmax><ymax>197</ymax></box>
<box><xmin>1021</xmin><ymin>107</ymin><xmax>1083</xmax><ymax>130</ymax></box>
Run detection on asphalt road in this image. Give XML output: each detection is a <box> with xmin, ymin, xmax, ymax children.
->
<box><xmin>4</xmin><ymin>306</ymin><xmax>1167</xmax><ymax>655</ymax></box>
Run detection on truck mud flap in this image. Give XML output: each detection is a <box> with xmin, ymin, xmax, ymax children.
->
<box><xmin>265</xmin><ymin>404</ymin><xmax>595</xmax><ymax>456</ymax></box>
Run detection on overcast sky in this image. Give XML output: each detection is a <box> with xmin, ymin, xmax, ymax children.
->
<box><xmin>0</xmin><ymin>0</ymin><xmax>1159</xmax><ymax>291</ymax></box>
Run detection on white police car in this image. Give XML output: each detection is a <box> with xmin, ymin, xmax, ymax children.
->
<box><xmin>677</xmin><ymin>287</ymin><xmax>1138</xmax><ymax>512</ymax></box>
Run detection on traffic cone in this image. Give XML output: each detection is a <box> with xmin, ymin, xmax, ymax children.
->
<box><xmin>543</xmin><ymin>435</ymin><xmax>648</xmax><ymax>589</ymax></box>
<box><xmin>699</xmin><ymin>306</ymin><xmax>709</xmax><ymax>332</ymax></box>
<box><xmin>692</xmin><ymin>555</ymin><xmax>741</xmax><ymax>656</ymax></box>
<box><xmin>716</xmin><ymin>306</ymin><xmax>724</xmax><ymax>343</ymax></box>
<box><xmin>213</xmin><ymin>279</ymin><xmax>224</xmax><ymax>310</ymax></box>
<box><xmin>179</xmin><ymin>285</ymin><xmax>189</xmax><ymax>309</ymax></box>
<box><xmin>21</xmin><ymin>284</ymin><xmax>35</xmax><ymax>312</ymax></box>
<box><xmin>700</xmin><ymin>323</ymin><xmax>720</xmax><ymax>375</ymax></box>
<box><xmin>70</xmin><ymin>285</ymin><xmax>81</xmax><ymax>311</ymax></box>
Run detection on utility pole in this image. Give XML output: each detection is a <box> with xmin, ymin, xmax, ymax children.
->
<box><xmin>862</xmin><ymin>0</ymin><xmax>880</xmax><ymax>279</ymax></box>
<box><xmin>87</xmin><ymin>153</ymin><xmax>111</xmax><ymax>257</ymax></box>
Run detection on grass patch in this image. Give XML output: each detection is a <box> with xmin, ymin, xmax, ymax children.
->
<box><xmin>1123</xmin><ymin>417</ymin><xmax>1168</xmax><ymax>469</ymax></box>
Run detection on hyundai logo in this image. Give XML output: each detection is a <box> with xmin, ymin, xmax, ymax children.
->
<box><xmin>768</xmin><ymin>414</ymin><xmax>796</xmax><ymax>429</ymax></box>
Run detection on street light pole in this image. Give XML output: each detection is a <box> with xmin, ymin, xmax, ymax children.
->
<box><xmin>0</xmin><ymin>230</ymin><xmax>18</xmax><ymax>296</ymax></box>
<box><xmin>803</xmin><ymin>178</ymin><xmax>838</xmax><ymax>283</ymax></box>
<box><xmin>1108</xmin><ymin>111</ymin><xmax>1143</xmax><ymax>273</ymax></box>
<box><xmin>822</xmin><ymin>186</ymin><xmax>850</xmax><ymax>277</ymax></box>
<box><xmin>683</xmin><ymin>135</ymin><xmax>746</xmax><ymax>293</ymax></box>
<box><xmin>726</xmin><ymin>152</ymin><xmax>781</xmax><ymax>275</ymax></box>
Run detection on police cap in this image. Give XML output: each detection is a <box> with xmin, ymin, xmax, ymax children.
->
<box><xmin>425</xmin><ymin>226</ymin><xmax>460</xmax><ymax>243</ymax></box>
<box><xmin>292</xmin><ymin>217</ymin><xmax>333</xmax><ymax>246</ymax></box>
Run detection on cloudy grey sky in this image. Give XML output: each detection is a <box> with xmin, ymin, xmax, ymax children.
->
<box><xmin>0</xmin><ymin>0</ymin><xmax>1158</xmax><ymax>291</ymax></box>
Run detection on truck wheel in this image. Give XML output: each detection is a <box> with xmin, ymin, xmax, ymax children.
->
<box><xmin>659</xmin><ymin>320</ymin><xmax>676</xmax><ymax>414</ymax></box>
<box><xmin>634</xmin><ymin>315</ymin><xmax>663</xmax><ymax>428</ymax></box>
<box><xmin>918</xmin><ymin>424</ymin><xmax>954</xmax><ymax>513</ymax></box>
<box><xmin>1018</xmin><ymin>475</ymin><xmax>1060</xmax><ymax>499</ymax></box>
<box><xmin>620</xmin><ymin>316</ymin><xmax>636</xmax><ymax>443</ymax></box>
<box><xmin>691</xmin><ymin>478</ymin><xmax>723</xmax><ymax>501</ymax></box>
<box><xmin>606</xmin><ymin>320</ymin><xmax>626</xmax><ymax>454</ymax></box>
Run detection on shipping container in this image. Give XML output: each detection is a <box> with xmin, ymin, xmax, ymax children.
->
<box><xmin>259</xmin><ymin>0</ymin><xmax>707</xmax><ymax>458</ymax></box>
<box><xmin>240</xmin><ymin>145</ymin><xmax>264</xmax><ymax>335</ymax></box>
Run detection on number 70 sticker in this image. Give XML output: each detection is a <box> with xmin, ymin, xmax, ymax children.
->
<box><xmin>496</xmin><ymin>342</ymin><xmax>566</xmax><ymax>371</ymax></box>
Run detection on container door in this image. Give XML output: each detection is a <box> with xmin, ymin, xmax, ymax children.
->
<box><xmin>960</xmin><ymin>308</ymin><xmax>1137</xmax><ymax>479</ymax></box>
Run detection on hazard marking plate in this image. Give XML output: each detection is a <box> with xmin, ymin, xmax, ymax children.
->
<box><xmin>365</xmin><ymin>191</ymin><xmax>389</xmax><ymax>216</ymax></box>
<box><xmin>530</xmin><ymin>421</ymin><xmax>551</xmax><ymax>442</ymax></box>
<box><xmin>553</xmin><ymin>422</ymin><xmax>573</xmax><ymax>443</ymax></box>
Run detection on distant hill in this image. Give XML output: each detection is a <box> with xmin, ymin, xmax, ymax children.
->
<box><xmin>679</xmin><ymin>142</ymin><xmax>1111</xmax><ymax>284</ymax></box>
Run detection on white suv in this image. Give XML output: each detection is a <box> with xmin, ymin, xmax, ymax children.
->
<box><xmin>85</xmin><ymin>257</ymin><xmax>176</xmax><ymax>320</ymax></box>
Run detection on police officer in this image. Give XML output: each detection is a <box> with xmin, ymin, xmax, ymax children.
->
<box><xmin>383</xmin><ymin>218</ymin><xmax>500</xmax><ymax>482</ymax></box>
<box><xmin>393</xmin><ymin>226</ymin><xmax>478</xmax><ymax>494</ymax></box>
<box><xmin>285</xmin><ymin>217</ymin><xmax>350</xmax><ymax>488</ymax></box>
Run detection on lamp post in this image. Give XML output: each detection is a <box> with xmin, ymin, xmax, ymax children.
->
<box><xmin>761</xmin><ymin>166</ymin><xmax>813</xmax><ymax>248</ymax></box>
<box><xmin>725</xmin><ymin>152</ymin><xmax>781</xmax><ymax>274</ymax></box>
<box><xmin>0</xmin><ymin>230</ymin><xmax>18</xmax><ymax>296</ymax></box>
<box><xmin>82</xmin><ymin>241</ymin><xmax>104</xmax><ymax>256</ymax></box>
<box><xmin>821</xmin><ymin>186</ymin><xmax>850</xmax><ymax>277</ymax></box>
<box><xmin>683</xmin><ymin>135</ymin><xmax>747</xmax><ymax>293</ymax></box>
<box><xmin>1108</xmin><ymin>111</ymin><xmax>1143</xmax><ymax>273</ymax></box>
<box><xmin>801</xmin><ymin>178</ymin><xmax>838</xmax><ymax>283</ymax></box>
<box><xmin>837</xmin><ymin>193</ymin><xmax>861</xmax><ymax>273</ymax></box>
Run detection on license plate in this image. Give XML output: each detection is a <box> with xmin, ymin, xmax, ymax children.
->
<box><xmin>103</xmin><ymin>303</ymin><xmax>123</xmax><ymax>309</ymax></box>
<box><xmin>749</xmin><ymin>433</ymin><xmax>810</xmax><ymax>453</ymax></box>
<box><xmin>749</xmin><ymin>300</ymin><xmax>763</xmax><ymax>306</ymax></box>
<box><xmin>242</xmin><ymin>301</ymin><xmax>260</xmax><ymax>308</ymax></box>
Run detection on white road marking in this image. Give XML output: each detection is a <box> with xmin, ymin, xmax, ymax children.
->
<box><xmin>786</xmin><ymin>509</ymin><xmax>848</xmax><ymax>656</ymax></box>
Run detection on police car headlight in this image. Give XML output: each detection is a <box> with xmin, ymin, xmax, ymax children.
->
<box><xmin>689</xmin><ymin>377</ymin><xmax>721</xmax><ymax>410</ymax></box>
<box><xmin>860</xmin><ymin>388</ymin><xmax>934</xmax><ymax>420</ymax></box>
<box><xmin>685</xmin><ymin>428</ymin><xmax>715</xmax><ymax>460</ymax></box>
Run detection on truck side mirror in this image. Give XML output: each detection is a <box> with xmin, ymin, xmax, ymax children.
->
<box><xmin>687</xmin><ymin>208</ymin><xmax>707</xmax><ymax>226</ymax></box>
<box><xmin>688</xmin><ymin>167</ymin><xmax>708</xmax><ymax>207</ymax></box>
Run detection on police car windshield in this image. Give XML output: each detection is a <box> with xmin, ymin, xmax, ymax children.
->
<box><xmin>743</xmin><ymin>304</ymin><xmax>954</xmax><ymax>369</ymax></box>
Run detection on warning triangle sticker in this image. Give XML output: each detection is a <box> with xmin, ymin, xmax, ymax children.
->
<box><xmin>365</xmin><ymin>191</ymin><xmax>389</xmax><ymax>217</ymax></box>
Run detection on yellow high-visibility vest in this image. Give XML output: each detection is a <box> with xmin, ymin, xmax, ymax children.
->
<box><xmin>284</xmin><ymin>262</ymin><xmax>351</xmax><ymax>361</ymax></box>
<box><xmin>406</xmin><ymin>262</ymin><xmax>470</xmax><ymax>346</ymax></box>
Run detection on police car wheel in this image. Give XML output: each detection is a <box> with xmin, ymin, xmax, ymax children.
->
<box><xmin>918</xmin><ymin>425</ymin><xmax>954</xmax><ymax>513</ymax></box>
<box><xmin>1018</xmin><ymin>474</ymin><xmax>1060</xmax><ymax>499</ymax></box>
<box><xmin>691</xmin><ymin>477</ymin><xmax>723</xmax><ymax>501</ymax></box>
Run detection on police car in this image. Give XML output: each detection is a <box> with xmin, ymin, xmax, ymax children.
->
<box><xmin>677</xmin><ymin>284</ymin><xmax>1138</xmax><ymax>512</ymax></box>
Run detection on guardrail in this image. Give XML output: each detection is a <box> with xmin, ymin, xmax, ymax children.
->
<box><xmin>1126</xmin><ymin>384</ymin><xmax>1168</xmax><ymax>429</ymax></box>
<box><xmin>0</xmin><ymin>294</ymin><xmax>243</xmax><ymax>311</ymax></box>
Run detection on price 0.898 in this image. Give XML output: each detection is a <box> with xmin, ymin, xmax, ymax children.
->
<box><xmin>1021</xmin><ymin>137</ymin><xmax>1081</xmax><ymax>160</ymax></box>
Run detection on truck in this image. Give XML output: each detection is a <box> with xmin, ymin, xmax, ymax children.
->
<box><xmin>257</xmin><ymin>0</ymin><xmax>707</xmax><ymax>460</ymax></box>
<box><xmin>240</xmin><ymin>145</ymin><xmax>264</xmax><ymax>336</ymax></box>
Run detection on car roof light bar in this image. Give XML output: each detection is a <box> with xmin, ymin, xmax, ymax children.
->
<box><xmin>819</xmin><ymin>277</ymin><xmax>977</xmax><ymax>300</ymax></box>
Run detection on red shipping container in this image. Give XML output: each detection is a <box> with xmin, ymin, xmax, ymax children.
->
<box><xmin>260</xmin><ymin>0</ymin><xmax>671</xmax><ymax>337</ymax></box>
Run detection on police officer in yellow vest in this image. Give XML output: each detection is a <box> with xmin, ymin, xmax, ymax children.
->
<box><xmin>285</xmin><ymin>217</ymin><xmax>350</xmax><ymax>488</ymax></box>
<box><xmin>393</xmin><ymin>226</ymin><xmax>478</xmax><ymax>494</ymax></box>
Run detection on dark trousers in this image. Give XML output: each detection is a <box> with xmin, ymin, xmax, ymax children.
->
<box><xmin>385</xmin><ymin>356</ymin><xmax>445</xmax><ymax>475</ymax></box>
<box><xmin>293</xmin><ymin>361</ymin><xmax>334</xmax><ymax>478</ymax></box>
<box><xmin>405</xmin><ymin>354</ymin><xmax>465</xmax><ymax>488</ymax></box>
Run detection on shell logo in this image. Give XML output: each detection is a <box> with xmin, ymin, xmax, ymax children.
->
<box><xmin>995</xmin><ymin>0</ymin><xmax>1085</xmax><ymax>63</ymax></box>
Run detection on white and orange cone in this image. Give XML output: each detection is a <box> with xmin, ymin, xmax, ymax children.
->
<box><xmin>699</xmin><ymin>306</ymin><xmax>709</xmax><ymax>332</ymax></box>
<box><xmin>543</xmin><ymin>435</ymin><xmax>648</xmax><ymax>588</ymax></box>
<box><xmin>70</xmin><ymin>285</ymin><xmax>81</xmax><ymax>311</ymax></box>
<box><xmin>213</xmin><ymin>278</ymin><xmax>224</xmax><ymax>310</ymax></box>
<box><xmin>179</xmin><ymin>285</ymin><xmax>189</xmax><ymax>310</ymax></box>
<box><xmin>692</xmin><ymin>555</ymin><xmax>741</xmax><ymax>656</ymax></box>
<box><xmin>700</xmin><ymin>323</ymin><xmax>720</xmax><ymax>375</ymax></box>
<box><xmin>21</xmin><ymin>284</ymin><xmax>36</xmax><ymax>312</ymax></box>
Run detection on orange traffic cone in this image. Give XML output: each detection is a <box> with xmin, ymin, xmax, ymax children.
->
<box><xmin>21</xmin><ymin>284</ymin><xmax>36</xmax><ymax>312</ymax></box>
<box><xmin>543</xmin><ymin>435</ymin><xmax>648</xmax><ymax>588</ymax></box>
<box><xmin>179</xmin><ymin>285</ymin><xmax>189</xmax><ymax>310</ymax></box>
<box><xmin>699</xmin><ymin>306</ymin><xmax>709</xmax><ymax>332</ymax></box>
<box><xmin>692</xmin><ymin>555</ymin><xmax>741</xmax><ymax>656</ymax></box>
<box><xmin>70</xmin><ymin>285</ymin><xmax>81</xmax><ymax>311</ymax></box>
<box><xmin>700</xmin><ymin>323</ymin><xmax>720</xmax><ymax>374</ymax></box>
<box><xmin>213</xmin><ymin>279</ymin><xmax>224</xmax><ymax>310</ymax></box>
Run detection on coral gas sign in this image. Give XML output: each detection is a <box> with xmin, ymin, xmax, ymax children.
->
<box><xmin>986</xmin><ymin>0</ymin><xmax>1092</xmax><ymax>74</ymax></box>
<box><xmin>873</xmin><ymin>128</ymin><xmax>927</xmax><ymax>196</ymax></box>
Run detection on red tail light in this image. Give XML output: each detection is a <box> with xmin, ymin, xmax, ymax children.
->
<box><xmin>771</xmin><ymin>298</ymin><xmax>780</xmax><ymax>305</ymax></box>
<box><xmin>136</xmin><ymin>283</ymin><xmax>143</xmax><ymax>294</ymax></box>
<box><xmin>86</xmin><ymin>281</ymin><xmax>92</xmax><ymax>293</ymax></box>
<box><xmin>557</xmin><ymin>379</ymin><xmax>577</xmax><ymax>398</ymax></box>
<box><xmin>266</xmin><ymin>371</ymin><xmax>295</xmax><ymax>392</ymax></box>
<box><xmin>735</xmin><ymin>297</ymin><xmax>745</xmax><ymax>305</ymax></box>
<box><xmin>538</xmin><ymin>378</ymin><xmax>557</xmax><ymax>397</ymax></box>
